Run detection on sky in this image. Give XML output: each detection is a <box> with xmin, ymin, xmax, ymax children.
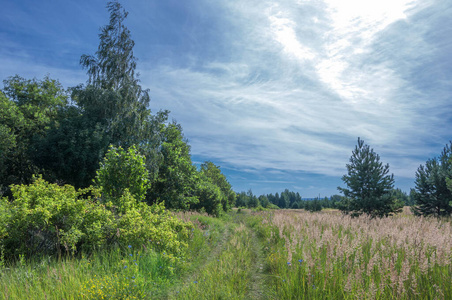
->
<box><xmin>1</xmin><ymin>0</ymin><xmax>452</xmax><ymax>197</ymax></box>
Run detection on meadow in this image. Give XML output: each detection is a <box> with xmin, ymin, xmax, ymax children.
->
<box><xmin>1</xmin><ymin>208</ymin><xmax>451</xmax><ymax>299</ymax></box>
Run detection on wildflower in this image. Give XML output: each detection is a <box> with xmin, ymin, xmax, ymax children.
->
<box><xmin>194</xmin><ymin>281</ymin><xmax>198</xmax><ymax>284</ymax></box>
<box><xmin>129</xmin><ymin>254</ymin><xmax>133</xmax><ymax>257</ymax></box>
<box><xmin>128</xmin><ymin>245</ymin><xmax>132</xmax><ymax>248</ymax></box>
<box><xmin>298</xmin><ymin>259</ymin><xmax>303</xmax><ymax>263</ymax></box>
<box><xmin>287</xmin><ymin>262</ymin><xmax>291</xmax><ymax>266</ymax></box>
<box><xmin>124</xmin><ymin>266</ymin><xmax>128</xmax><ymax>269</ymax></box>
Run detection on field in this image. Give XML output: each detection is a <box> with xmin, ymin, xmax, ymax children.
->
<box><xmin>1</xmin><ymin>208</ymin><xmax>451</xmax><ymax>299</ymax></box>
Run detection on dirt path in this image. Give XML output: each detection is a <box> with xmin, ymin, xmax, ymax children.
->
<box><xmin>246</xmin><ymin>229</ymin><xmax>267</xmax><ymax>299</ymax></box>
<box><xmin>233</xmin><ymin>212</ymin><xmax>268</xmax><ymax>300</ymax></box>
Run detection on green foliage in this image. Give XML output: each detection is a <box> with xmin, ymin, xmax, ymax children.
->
<box><xmin>266</xmin><ymin>190</ymin><xmax>302</xmax><ymax>209</ymax></box>
<box><xmin>1</xmin><ymin>175</ymin><xmax>191</xmax><ymax>259</ymax></box>
<box><xmin>80</xmin><ymin>1</ymin><xmax>138</xmax><ymax>91</ymax></box>
<box><xmin>413</xmin><ymin>142</ymin><xmax>452</xmax><ymax>217</ymax></box>
<box><xmin>2</xmin><ymin>75</ymin><xmax>68</xmax><ymax>135</ymax></box>
<box><xmin>0</xmin><ymin>122</ymin><xmax>15</xmax><ymax>193</ymax></box>
<box><xmin>235</xmin><ymin>191</ymin><xmax>248</xmax><ymax>208</ymax></box>
<box><xmin>192</xmin><ymin>178</ymin><xmax>223</xmax><ymax>217</ymax></box>
<box><xmin>110</xmin><ymin>200</ymin><xmax>192</xmax><ymax>254</ymax></box>
<box><xmin>267</xmin><ymin>203</ymin><xmax>280</xmax><ymax>209</ymax></box>
<box><xmin>149</xmin><ymin>122</ymin><xmax>198</xmax><ymax>209</ymax></box>
<box><xmin>75</xmin><ymin>1</ymin><xmax>154</xmax><ymax>150</ymax></box>
<box><xmin>0</xmin><ymin>197</ymin><xmax>8</xmax><ymax>242</ymax></box>
<box><xmin>199</xmin><ymin>161</ymin><xmax>236</xmax><ymax>212</ymax></box>
<box><xmin>32</xmin><ymin>109</ymin><xmax>110</xmax><ymax>188</ymax></box>
<box><xmin>259</xmin><ymin>195</ymin><xmax>270</xmax><ymax>208</ymax></box>
<box><xmin>1</xmin><ymin>1</ymin><xmax>235</xmax><ymax>229</ymax></box>
<box><xmin>35</xmin><ymin>1</ymin><xmax>165</xmax><ymax>188</ymax></box>
<box><xmin>391</xmin><ymin>188</ymin><xmax>413</xmax><ymax>206</ymax></box>
<box><xmin>20</xmin><ymin>1</ymin><xmax>171</xmax><ymax>191</ymax></box>
<box><xmin>338</xmin><ymin>138</ymin><xmax>402</xmax><ymax>218</ymax></box>
<box><xmin>305</xmin><ymin>199</ymin><xmax>322</xmax><ymax>212</ymax></box>
<box><xmin>235</xmin><ymin>190</ymin><xmax>260</xmax><ymax>208</ymax></box>
<box><xmin>0</xmin><ymin>76</ymin><xmax>68</xmax><ymax>191</ymax></box>
<box><xmin>3</xmin><ymin>176</ymin><xmax>110</xmax><ymax>257</ymax></box>
<box><xmin>95</xmin><ymin>145</ymin><xmax>150</xmax><ymax>206</ymax></box>
<box><xmin>330</xmin><ymin>194</ymin><xmax>345</xmax><ymax>208</ymax></box>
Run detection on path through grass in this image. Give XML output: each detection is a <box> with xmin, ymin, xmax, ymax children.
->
<box><xmin>167</xmin><ymin>210</ymin><xmax>268</xmax><ymax>299</ymax></box>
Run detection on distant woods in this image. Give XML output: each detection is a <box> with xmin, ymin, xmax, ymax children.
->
<box><xmin>235</xmin><ymin>188</ymin><xmax>413</xmax><ymax>212</ymax></box>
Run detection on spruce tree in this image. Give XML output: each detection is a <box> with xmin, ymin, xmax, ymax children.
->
<box><xmin>338</xmin><ymin>138</ymin><xmax>402</xmax><ymax>218</ymax></box>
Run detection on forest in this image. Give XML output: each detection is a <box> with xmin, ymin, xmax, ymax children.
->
<box><xmin>1</xmin><ymin>1</ymin><xmax>452</xmax><ymax>299</ymax></box>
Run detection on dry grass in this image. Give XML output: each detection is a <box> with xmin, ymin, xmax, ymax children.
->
<box><xmin>259</xmin><ymin>209</ymin><xmax>452</xmax><ymax>299</ymax></box>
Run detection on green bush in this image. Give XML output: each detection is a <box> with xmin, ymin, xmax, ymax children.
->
<box><xmin>1</xmin><ymin>176</ymin><xmax>191</xmax><ymax>259</ymax></box>
<box><xmin>108</xmin><ymin>192</ymin><xmax>192</xmax><ymax>253</ymax></box>
<box><xmin>95</xmin><ymin>145</ymin><xmax>150</xmax><ymax>207</ymax></box>
<box><xmin>3</xmin><ymin>176</ymin><xmax>110</xmax><ymax>257</ymax></box>
<box><xmin>193</xmin><ymin>179</ymin><xmax>223</xmax><ymax>217</ymax></box>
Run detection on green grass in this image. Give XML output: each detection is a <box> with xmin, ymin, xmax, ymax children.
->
<box><xmin>1</xmin><ymin>209</ymin><xmax>451</xmax><ymax>299</ymax></box>
<box><xmin>0</xmin><ymin>245</ymin><xmax>181</xmax><ymax>299</ymax></box>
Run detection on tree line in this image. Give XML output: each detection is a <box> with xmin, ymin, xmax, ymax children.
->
<box><xmin>235</xmin><ymin>188</ymin><xmax>413</xmax><ymax>212</ymax></box>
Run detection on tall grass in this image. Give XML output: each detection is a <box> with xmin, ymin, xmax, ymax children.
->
<box><xmin>2</xmin><ymin>209</ymin><xmax>451</xmax><ymax>299</ymax></box>
<box><xmin>254</xmin><ymin>209</ymin><xmax>452</xmax><ymax>299</ymax></box>
<box><xmin>0</xmin><ymin>245</ymin><xmax>181</xmax><ymax>299</ymax></box>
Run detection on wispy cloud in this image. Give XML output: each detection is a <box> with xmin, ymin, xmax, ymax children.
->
<box><xmin>142</xmin><ymin>0</ymin><xmax>448</xmax><ymax>184</ymax></box>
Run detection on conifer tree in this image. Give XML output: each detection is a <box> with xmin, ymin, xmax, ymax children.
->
<box><xmin>338</xmin><ymin>138</ymin><xmax>402</xmax><ymax>218</ymax></box>
<box><xmin>413</xmin><ymin>142</ymin><xmax>452</xmax><ymax>217</ymax></box>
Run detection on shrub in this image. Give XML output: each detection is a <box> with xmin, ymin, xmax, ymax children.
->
<box><xmin>193</xmin><ymin>179</ymin><xmax>223</xmax><ymax>217</ymax></box>
<box><xmin>95</xmin><ymin>145</ymin><xmax>150</xmax><ymax>207</ymax></box>
<box><xmin>111</xmin><ymin>199</ymin><xmax>192</xmax><ymax>253</ymax></box>
<box><xmin>1</xmin><ymin>176</ymin><xmax>191</xmax><ymax>259</ymax></box>
<box><xmin>3</xmin><ymin>176</ymin><xmax>111</xmax><ymax>257</ymax></box>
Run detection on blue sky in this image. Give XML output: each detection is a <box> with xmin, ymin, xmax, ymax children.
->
<box><xmin>1</xmin><ymin>0</ymin><xmax>451</xmax><ymax>197</ymax></box>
